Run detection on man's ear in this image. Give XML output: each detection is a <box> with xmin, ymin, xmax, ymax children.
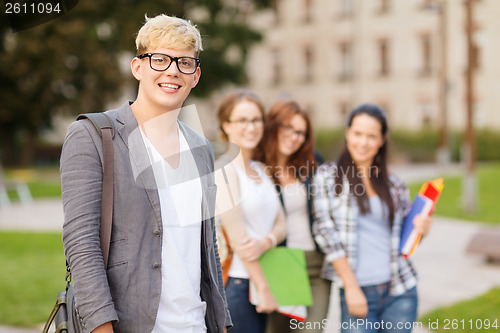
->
<box><xmin>191</xmin><ymin>67</ymin><xmax>201</xmax><ymax>88</ymax></box>
<box><xmin>131</xmin><ymin>57</ymin><xmax>142</xmax><ymax>81</ymax></box>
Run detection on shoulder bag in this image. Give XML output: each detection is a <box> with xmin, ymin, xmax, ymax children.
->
<box><xmin>43</xmin><ymin>113</ymin><xmax>114</xmax><ymax>333</ymax></box>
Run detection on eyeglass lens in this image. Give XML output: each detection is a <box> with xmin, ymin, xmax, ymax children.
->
<box><xmin>148</xmin><ymin>53</ymin><xmax>198</xmax><ymax>74</ymax></box>
<box><xmin>282</xmin><ymin>124</ymin><xmax>306</xmax><ymax>139</ymax></box>
<box><xmin>231</xmin><ymin>118</ymin><xmax>264</xmax><ymax>128</ymax></box>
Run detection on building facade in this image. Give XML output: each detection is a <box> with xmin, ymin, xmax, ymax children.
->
<box><xmin>245</xmin><ymin>0</ymin><xmax>500</xmax><ymax>130</ymax></box>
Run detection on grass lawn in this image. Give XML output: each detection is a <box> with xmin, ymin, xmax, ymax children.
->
<box><xmin>0</xmin><ymin>232</ymin><xmax>65</xmax><ymax>327</ymax></box>
<box><xmin>419</xmin><ymin>287</ymin><xmax>500</xmax><ymax>333</ymax></box>
<box><xmin>407</xmin><ymin>163</ymin><xmax>500</xmax><ymax>224</ymax></box>
<box><xmin>3</xmin><ymin>166</ymin><xmax>61</xmax><ymax>200</ymax></box>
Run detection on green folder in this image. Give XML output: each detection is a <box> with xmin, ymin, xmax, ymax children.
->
<box><xmin>258</xmin><ymin>247</ymin><xmax>313</xmax><ymax>306</ymax></box>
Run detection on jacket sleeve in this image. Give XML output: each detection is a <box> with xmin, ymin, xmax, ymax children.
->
<box><xmin>206</xmin><ymin>140</ymin><xmax>233</xmax><ymax>329</ymax></box>
<box><xmin>61</xmin><ymin>120</ymin><xmax>119</xmax><ymax>333</ymax></box>
<box><xmin>311</xmin><ymin>165</ymin><xmax>347</xmax><ymax>263</ymax></box>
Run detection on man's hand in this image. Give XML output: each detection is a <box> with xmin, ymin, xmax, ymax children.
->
<box><xmin>344</xmin><ymin>285</ymin><xmax>368</xmax><ymax>318</ymax></box>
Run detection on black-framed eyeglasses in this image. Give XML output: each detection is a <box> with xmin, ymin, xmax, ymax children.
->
<box><xmin>280</xmin><ymin>123</ymin><xmax>307</xmax><ymax>140</ymax></box>
<box><xmin>228</xmin><ymin>117</ymin><xmax>264</xmax><ymax>129</ymax></box>
<box><xmin>138</xmin><ymin>53</ymin><xmax>200</xmax><ymax>75</ymax></box>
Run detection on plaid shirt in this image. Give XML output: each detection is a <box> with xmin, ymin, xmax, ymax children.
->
<box><xmin>312</xmin><ymin>162</ymin><xmax>418</xmax><ymax>296</ymax></box>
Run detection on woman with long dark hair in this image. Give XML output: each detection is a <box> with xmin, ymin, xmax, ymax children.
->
<box><xmin>255</xmin><ymin>100</ymin><xmax>331</xmax><ymax>333</ymax></box>
<box><xmin>312</xmin><ymin>104</ymin><xmax>433</xmax><ymax>333</ymax></box>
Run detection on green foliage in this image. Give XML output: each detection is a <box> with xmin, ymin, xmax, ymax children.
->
<box><xmin>4</xmin><ymin>167</ymin><xmax>61</xmax><ymax>200</ymax></box>
<box><xmin>419</xmin><ymin>287</ymin><xmax>500</xmax><ymax>333</ymax></box>
<box><xmin>7</xmin><ymin>181</ymin><xmax>61</xmax><ymax>200</ymax></box>
<box><xmin>450</xmin><ymin>130</ymin><xmax>500</xmax><ymax>162</ymax></box>
<box><xmin>314</xmin><ymin>127</ymin><xmax>345</xmax><ymax>162</ymax></box>
<box><xmin>407</xmin><ymin>163</ymin><xmax>500</xmax><ymax>224</ymax></box>
<box><xmin>316</xmin><ymin>127</ymin><xmax>500</xmax><ymax>164</ymax></box>
<box><xmin>390</xmin><ymin>129</ymin><xmax>439</xmax><ymax>163</ymax></box>
<box><xmin>0</xmin><ymin>0</ymin><xmax>270</xmax><ymax>165</ymax></box>
<box><xmin>0</xmin><ymin>232</ymin><xmax>65</xmax><ymax>327</ymax></box>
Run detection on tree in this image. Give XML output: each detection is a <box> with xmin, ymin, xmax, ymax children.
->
<box><xmin>0</xmin><ymin>0</ymin><xmax>271</xmax><ymax>165</ymax></box>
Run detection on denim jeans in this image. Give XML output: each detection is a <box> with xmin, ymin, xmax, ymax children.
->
<box><xmin>226</xmin><ymin>277</ymin><xmax>267</xmax><ymax>333</ymax></box>
<box><xmin>339</xmin><ymin>283</ymin><xmax>418</xmax><ymax>333</ymax></box>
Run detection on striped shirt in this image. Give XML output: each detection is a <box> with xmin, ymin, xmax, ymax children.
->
<box><xmin>311</xmin><ymin>162</ymin><xmax>418</xmax><ymax>296</ymax></box>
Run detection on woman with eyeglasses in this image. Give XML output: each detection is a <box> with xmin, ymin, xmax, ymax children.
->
<box><xmin>253</xmin><ymin>100</ymin><xmax>331</xmax><ymax>333</ymax></box>
<box><xmin>215</xmin><ymin>90</ymin><xmax>286</xmax><ymax>333</ymax></box>
<box><xmin>312</xmin><ymin>104</ymin><xmax>433</xmax><ymax>333</ymax></box>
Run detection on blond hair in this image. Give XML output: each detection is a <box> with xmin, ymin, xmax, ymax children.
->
<box><xmin>135</xmin><ymin>14</ymin><xmax>203</xmax><ymax>56</ymax></box>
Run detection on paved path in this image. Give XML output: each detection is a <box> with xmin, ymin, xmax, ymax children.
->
<box><xmin>0</xmin><ymin>163</ymin><xmax>498</xmax><ymax>333</ymax></box>
<box><xmin>0</xmin><ymin>199</ymin><xmax>63</xmax><ymax>232</ymax></box>
<box><xmin>322</xmin><ymin>216</ymin><xmax>500</xmax><ymax>333</ymax></box>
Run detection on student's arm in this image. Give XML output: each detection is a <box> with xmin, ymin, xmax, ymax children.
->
<box><xmin>236</xmin><ymin>162</ymin><xmax>286</xmax><ymax>261</ymax></box>
<box><xmin>92</xmin><ymin>322</ymin><xmax>114</xmax><ymax>333</ymax></box>
<box><xmin>237</xmin><ymin>204</ymin><xmax>285</xmax><ymax>262</ymax></box>
<box><xmin>215</xmin><ymin>163</ymin><xmax>279</xmax><ymax>314</ymax></box>
<box><xmin>332</xmin><ymin>257</ymin><xmax>368</xmax><ymax>318</ymax></box>
<box><xmin>311</xmin><ymin>165</ymin><xmax>347</xmax><ymax>260</ymax></box>
<box><xmin>394</xmin><ymin>174</ymin><xmax>433</xmax><ymax>237</ymax></box>
<box><xmin>311</xmin><ymin>165</ymin><xmax>367</xmax><ymax>317</ymax></box>
<box><xmin>215</xmin><ymin>163</ymin><xmax>247</xmax><ymax>248</ymax></box>
<box><xmin>217</xmin><ymin>205</ymin><xmax>279</xmax><ymax>313</ymax></box>
<box><xmin>61</xmin><ymin>121</ymin><xmax>118</xmax><ymax>332</ymax></box>
<box><xmin>242</xmin><ymin>260</ymin><xmax>279</xmax><ymax>313</ymax></box>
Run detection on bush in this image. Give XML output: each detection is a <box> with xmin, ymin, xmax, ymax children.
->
<box><xmin>315</xmin><ymin>127</ymin><xmax>500</xmax><ymax>164</ymax></box>
<box><xmin>314</xmin><ymin>128</ymin><xmax>345</xmax><ymax>162</ymax></box>
<box><xmin>451</xmin><ymin>130</ymin><xmax>500</xmax><ymax>162</ymax></box>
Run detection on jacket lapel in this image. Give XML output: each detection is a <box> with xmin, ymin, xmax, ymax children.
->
<box><xmin>115</xmin><ymin>103</ymin><xmax>162</xmax><ymax>228</ymax></box>
<box><xmin>179</xmin><ymin>121</ymin><xmax>216</xmax><ymax>253</ymax></box>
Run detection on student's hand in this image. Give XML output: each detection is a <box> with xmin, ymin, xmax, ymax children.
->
<box><xmin>236</xmin><ymin>237</ymin><xmax>267</xmax><ymax>261</ymax></box>
<box><xmin>413</xmin><ymin>214</ymin><xmax>433</xmax><ymax>236</ymax></box>
<box><xmin>92</xmin><ymin>322</ymin><xmax>114</xmax><ymax>333</ymax></box>
<box><xmin>344</xmin><ymin>285</ymin><xmax>368</xmax><ymax>318</ymax></box>
<box><xmin>255</xmin><ymin>287</ymin><xmax>279</xmax><ymax>314</ymax></box>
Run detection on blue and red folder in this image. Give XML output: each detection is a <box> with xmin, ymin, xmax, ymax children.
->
<box><xmin>400</xmin><ymin>178</ymin><xmax>444</xmax><ymax>258</ymax></box>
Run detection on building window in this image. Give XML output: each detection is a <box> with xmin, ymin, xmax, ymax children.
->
<box><xmin>303</xmin><ymin>0</ymin><xmax>313</xmax><ymax>23</ymax></box>
<box><xmin>339</xmin><ymin>0</ymin><xmax>354</xmax><ymax>18</ymax></box>
<box><xmin>271</xmin><ymin>49</ymin><xmax>282</xmax><ymax>85</ymax></box>
<box><xmin>304</xmin><ymin>46</ymin><xmax>314</xmax><ymax>82</ymax></box>
<box><xmin>471</xmin><ymin>43</ymin><xmax>481</xmax><ymax>70</ymax></box>
<box><xmin>420</xmin><ymin>34</ymin><xmax>432</xmax><ymax>76</ymax></box>
<box><xmin>420</xmin><ymin>103</ymin><xmax>433</xmax><ymax>126</ymax></box>
<box><xmin>338</xmin><ymin>41</ymin><xmax>353</xmax><ymax>81</ymax></box>
<box><xmin>340</xmin><ymin>102</ymin><xmax>351</xmax><ymax>121</ymax></box>
<box><xmin>418</xmin><ymin>0</ymin><xmax>436</xmax><ymax>10</ymax></box>
<box><xmin>377</xmin><ymin>39</ymin><xmax>390</xmax><ymax>76</ymax></box>
<box><xmin>377</xmin><ymin>0</ymin><xmax>391</xmax><ymax>14</ymax></box>
<box><xmin>272</xmin><ymin>0</ymin><xmax>281</xmax><ymax>25</ymax></box>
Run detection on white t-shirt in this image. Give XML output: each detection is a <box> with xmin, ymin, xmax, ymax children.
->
<box><xmin>141</xmin><ymin>127</ymin><xmax>207</xmax><ymax>333</ymax></box>
<box><xmin>282</xmin><ymin>180</ymin><xmax>316</xmax><ymax>251</ymax></box>
<box><xmin>228</xmin><ymin>161</ymin><xmax>280</xmax><ymax>279</ymax></box>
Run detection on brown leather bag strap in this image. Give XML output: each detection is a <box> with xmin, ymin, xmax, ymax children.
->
<box><xmin>77</xmin><ymin>113</ymin><xmax>114</xmax><ymax>269</ymax></box>
<box><xmin>99</xmin><ymin>127</ymin><xmax>114</xmax><ymax>269</ymax></box>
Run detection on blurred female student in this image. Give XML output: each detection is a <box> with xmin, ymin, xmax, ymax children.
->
<box><xmin>215</xmin><ymin>90</ymin><xmax>286</xmax><ymax>333</ymax></box>
<box><xmin>312</xmin><ymin>104</ymin><xmax>432</xmax><ymax>333</ymax></box>
<box><xmin>255</xmin><ymin>100</ymin><xmax>331</xmax><ymax>333</ymax></box>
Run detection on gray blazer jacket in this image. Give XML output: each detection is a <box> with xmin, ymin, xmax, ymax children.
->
<box><xmin>61</xmin><ymin>102</ymin><xmax>231</xmax><ymax>333</ymax></box>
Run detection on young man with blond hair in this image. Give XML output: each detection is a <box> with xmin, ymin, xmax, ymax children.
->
<box><xmin>61</xmin><ymin>14</ymin><xmax>231</xmax><ymax>333</ymax></box>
